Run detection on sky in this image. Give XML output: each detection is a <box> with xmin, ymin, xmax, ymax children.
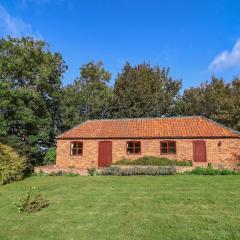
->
<box><xmin>0</xmin><ymin>0</ymin><xmax>240</xmax><ymax>88</ymax></box>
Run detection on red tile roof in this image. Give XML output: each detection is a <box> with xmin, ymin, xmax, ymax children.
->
<box><xmin>57</xmin><ymin>116</ymin><xmax>240</xmax><ymax>139</ymax></box>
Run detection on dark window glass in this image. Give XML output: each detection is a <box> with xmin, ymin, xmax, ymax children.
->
<box><xmin>128</xmin><ymin>142</ymin><xmax>134</xmax><ymax>148</ymax></box>
<box><xmin>135</xmin><ymin>147</ymin><xmax>141</xmax><ymax>154</ymax></box>
<box><xmin>161</xmin><ymin>147</ymin><xmax>168</xmax><ymax>154</ymax></box>
<box><xmin>169</xmin><ymin>148</ymin><xmax>176</xmax><ymax>154</ymax></box>
<box><xmin>161</xmin><ymin>142</ymin><xmax>167</xmax><ymax>148</ymax></box>
<box><xmin>127</xmin><ymin>141</ymin><xmax>141</xmax><ymax>154</ymax></box>
<box><xmin>160</xmin><ymin>141</ymin><xmax>176</xmax><ymax>154</ymax></box>
<box><xmin>169</xmin><ymin>142</ymin><xmax>175</xmax><ymax>148</ymax></box>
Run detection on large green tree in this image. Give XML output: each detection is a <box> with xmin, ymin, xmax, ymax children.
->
<box><xmin>0</xmin><ymin>37</ymin><xmax>67</xmax><ymax>164</ymax></box>
<box><xmin>174</xmin><ymin>76</ymin><xmax>240</xmax><ymax>131</ymax></box>
<box><xmin>61</xmin><ymin>61</ymin><xmax>113</xmax><ymax>129</ymax></box>
<box><xmin>111</xmin><ymin>63</ymin><xmax>182</xmax><ymax>118</ymax></box>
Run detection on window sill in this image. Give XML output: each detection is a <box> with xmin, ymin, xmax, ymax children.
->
<box><xmin>160</xmin><ymin>153</ymin><xmax>177</xmax><ymax>155</ymax></box>
<box><xmin>126</xmin><ymin>153</ymin><xmax>141</xmax><ymax>155</ymax></box>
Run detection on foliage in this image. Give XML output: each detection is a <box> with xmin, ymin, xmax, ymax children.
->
<box><xmin>88</xmin><ymin>167</ymin><xmax>98</xmax><ymax>176</ymax></box>
<box><xmin>34</xmin><ymin>171</ymin><xmax>79</xmax><ymax>176</ymax></box>
<box><xmin>113</xmin><ymin>156</ymin><xmax>192</xmax><ymax>166</ymax></box>
<box><xmin>111</xmin><ymin>62</ymin><xmax>182</xmax><ymax>118</ymax></box>
<box><xmin>61</xmin><ymin>61</ymin><xmax>113</xmax><ymax>129</ymax></box>
<box><xmin>0</xmin><ymin>143</ymin><xmax>27</xmax><ymax>184</ymax></box>
<box><xmin>188</xmin><ymin>167</ymin><xmax>240</xmax><ymax>175</ymax></box>
<box><xmin>43</xmin><ymin>147</ymin><xmax>56</xmax><ymax>165</ymax></box>
<box><xmin>16</xmin><ymin>187</ymin><xmax>49</xmax><ymax>213</ymax></box>
<box><xmin>0</xmin><ymin>37</ymin><xmax>67</xmax><ymax>165</ymax></box>
<box><xmin>174</xmin><ymin>76</ymin><xmax>240</xmax><ymax>131</ymax></box>
<box><xmin>100</xmin><ymin>165</ymin><xmax>176</xmax><ymax>176</ymax></box>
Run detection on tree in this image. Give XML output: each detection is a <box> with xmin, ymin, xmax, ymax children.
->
<box><xmin>174</xmin><ymin>76</ymin><xmax>240</xmax><ymax>131</ymax></box>
<box><xmin>231</xmin><ymin>78</ymin><xmax>240</xmax><ymax>131</ymax></box>
<box><xmin>111</xmin><ymin>62</ymin><xmax>182</xmax><ymax>118</ymax></box>
<box><xmin>61</xmin><ymin>61</ymin><xmax>113</xmax><ymax>129</ymax></box>
<box><xmin>0</xmin><ymin>37</ymin><xmax>67</xmax><ymax>164</ymax></box>
<box><xmin>0</xmin><ymin>143</ymin><xmax>27</xmax><ymax>184</ymax></box>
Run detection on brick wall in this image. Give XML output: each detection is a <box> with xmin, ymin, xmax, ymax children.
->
<box><xmin>56</xmin><ymin>138</ymin><xmax>240</xmax><ymax>169</ymax></box>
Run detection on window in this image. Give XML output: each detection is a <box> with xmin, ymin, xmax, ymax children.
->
<box><xmin>126</xmin><ymin>141</ymin><xmax>141</xmax><ymax>154</ymax></box>
<box><xmin>160</xmin><ymin>141</ymin><xmax>176</xmax><ymax>154</ymax></box>
<box><xmin>71</xmin><ymin>141</ymin><xmax>83</xmax><ymax>155</ymax></box>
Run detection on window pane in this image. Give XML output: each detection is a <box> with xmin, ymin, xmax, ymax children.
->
<box><xmin>135</xmin><ymin>142</ymin><xmax>141</xmax><ymax>148</ymax></box>
<box><xmin>127</xmin><ymin>148</ymin><xmax>134</xmax><ymax>154</ymax></box>
<box><xmin>169</xmin><ymin>142</ymin><xmax>176</xmax><ymax>148</ymax></box>
<box><xmin>72</xmin><ymin>148</ymin><xmax>77</xmax><ymax>155</ymax></box>
<box><xmin>72</xmin><ymin>142</ymin><xmax>77</xmax><ymax>148</ymax></box>
<box><xmin>169</xmin><ymin>148</ymin><xmax>176</xmax><ymax>154</ymax></box>
<box><xmin>161</xmin><ymin>147</ymin><xmax>168</xmax><ymax>154</ymax></box>
<box><xmin>77</xmin><ymin>142</ymin><xmax>83</xmax><ymax>148</ymax></box>
<box><xmin>77</xmin><ymin>148</ymin><xmax>82</xmax><ymax>155</ymax></box>
<box><xmin>135</xmin><ymin>147</ymin><xmax>141</xmax><ymax>154</ymax></box>
<box><xmin>127</xmin><ymin>142</ymin><xmax>134</xmax><ymax>148</ymax></box>
<box><xmin>161</xmin><ymin>142</ymin><xmax>167</xmax><ymax>148</ymax></box>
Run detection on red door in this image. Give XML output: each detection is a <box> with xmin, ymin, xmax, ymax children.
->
<box><xmin>98</xmin><ymin>141</ymin><xmax>112</xmax><ymax>167</ymax></box>
<box><xmin>193</xmin><ymin>140</ymin><xmax>207</xmax><ymax>162</ymax></box>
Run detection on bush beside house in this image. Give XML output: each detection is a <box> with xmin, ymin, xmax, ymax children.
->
<box><xmin>100</xmin><ymin>165</ymin><xmax>176</xmax><ymax>176</ymax></box>
<box><xmin>113</xmin><ymin>156</ymin><xmax>192</xmax><ymax>166</ymax></box>
<box><xmin>43</xmin><ymin>147</ymin><xmax>56</xmax><ymax>165</ymax></box>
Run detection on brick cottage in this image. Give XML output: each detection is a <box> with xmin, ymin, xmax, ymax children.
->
<box><xmin>56</xmin><ymin>116</ymin><xmax>240</xmax><ymax>169</ymax></box>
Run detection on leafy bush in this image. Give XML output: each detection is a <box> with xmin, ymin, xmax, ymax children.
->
<box><xmin>16</xmin><ymin>187</ymin><xmax>49</xmax><ymax>213</ymax></box>
<box><xmin>113</xmin><ymin>156</ymin><xmax>192</xmax><ymax>166</ymax></box>
<box><xmin>35</xmin><ymin>171</ymin><xmax>79</xmax><ymax>177</ymax></box>
<box><xmin>0</xmin><ymin>143</ymin><xmax>27</xmax><ymax>184</ymax></box>
<box><xmin>101</xmin><ymin>165</ymin><xmax>176</xmax><ymax>176</ymax></box>
<box><xmin>88</xmin><ymin>167</ymin><xmax>98</xmax><ymax>176</ymax></box>
<box><xmin>189</xmin><ymin>167</ymin><xmax>240</xmax><ymax>175</ymax></box>
<box><xmin>43</xmin><ymin>147</ymin><xmax>56</xmax><ymax>165</ymax></box>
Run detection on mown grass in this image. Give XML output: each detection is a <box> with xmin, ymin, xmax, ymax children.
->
<box><xmin>1</xmin><ymin>175</ymin><xmax>240</xmax><ymax>240</ymax></box>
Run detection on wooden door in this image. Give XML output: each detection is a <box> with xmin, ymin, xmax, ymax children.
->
<box><xmin>193</xmin><ymin>140</ymin><xmax>207</xmax><ymax>162</ymax></box>
<box><xmin>98</xmin><ymin>141</ymin><xmax>112</xmax><ymax>167</ymax></box>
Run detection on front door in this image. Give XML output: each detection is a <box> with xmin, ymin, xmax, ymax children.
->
<box><xmin>193</xmin><ymin>140</ymin><xmax>207</xmax><ymax>162</ymax></box>
<box><xmin>98</xmin><ymin>141</ymin><xmax>112</xmax><ymax>167</ymax></box>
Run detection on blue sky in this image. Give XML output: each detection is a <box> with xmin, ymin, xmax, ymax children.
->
<box><xmin>0</xmin><ymin>0</ymin><xmax>240</xmax><ymax>88</ymax></box>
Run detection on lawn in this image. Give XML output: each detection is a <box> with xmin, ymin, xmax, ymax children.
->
<box><xmin>1</xmin><ymin>176</ymin><xmax>240</xmax><ymax>240</ymax></box>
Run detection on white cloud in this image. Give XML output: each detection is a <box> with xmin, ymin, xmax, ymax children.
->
<box><xmin>0</xmin><ymin>4</ymin><xmax>41</xmax><ymax>38</ymax></box>
<box><xmin>209</xmin><ymin>40</ymin><xmax>240</xmax><ymax>72</ymax></box>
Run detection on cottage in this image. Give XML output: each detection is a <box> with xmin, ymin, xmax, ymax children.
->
<box><xmin>56</xmin><ymin>116</ymin><xmax>240</xmax><ymax>169</ymax></box>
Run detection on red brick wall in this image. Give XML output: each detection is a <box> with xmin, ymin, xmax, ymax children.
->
<box><xmin>56</xmin><ymin>138</ymin><xmax>240</xmax><ymax>169</ymax></box>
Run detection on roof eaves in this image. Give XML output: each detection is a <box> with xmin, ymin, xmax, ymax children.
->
<box><xmin>56</xmin><ymin>135</ymin><xmax>240</xmax><ymax>140</ymax></box>
<box><xmin>199</xmin><ymin>116</ymin><xmax>240</xmax><ymax>135</ymax></box>
<box><xmin>56</xmin><ymin>120</ymin><xmax>90</xmax><ymax>139</ymax></box>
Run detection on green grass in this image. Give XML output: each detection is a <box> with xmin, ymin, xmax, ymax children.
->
<box><xmin>113</xmin><ymin>155</ymin><xmax>192</xmax><ymax>166</ymax></box>
<box><xmin>1</xmin><ymin>176</ymin><xmax>240</xmax><ymax>240</ymax></box>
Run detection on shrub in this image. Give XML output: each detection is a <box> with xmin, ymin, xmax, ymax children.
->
<box><xmin>189</xmin><ymin>167</ymin><xmax>240</xmax><ymax>175</ymax></box>
<box><xmin>43</xmin><ymin>147</ymin><xmax>56</xmax><ymax>165</ymax></box>
<box><xmin>36</xmin><ymin>171</ymin><xmax>79</xmax><ymax>177</ymax></box>
<box><xmin>100</xmin><ymin>165</ymin><xmax>176</xmax><ymax>176</ymax></box>
<box><xmin>0</xmin><ymin>143</ymin><xmax>27</xmax><ymax>184</ymax></box>
<box><xmin>16</xmin><ymin>187</ymin><xmax>49</xmax><ymax>213</ymax></box>
<box><xmin>113</xmin><ymin>156</ymin><xmax>192</xmax><ymax>166</ymax></box>
<box><xmin>88</xmin><ymin>167</ymin><xmax>98</xmax><ymax>176</ymax></box>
